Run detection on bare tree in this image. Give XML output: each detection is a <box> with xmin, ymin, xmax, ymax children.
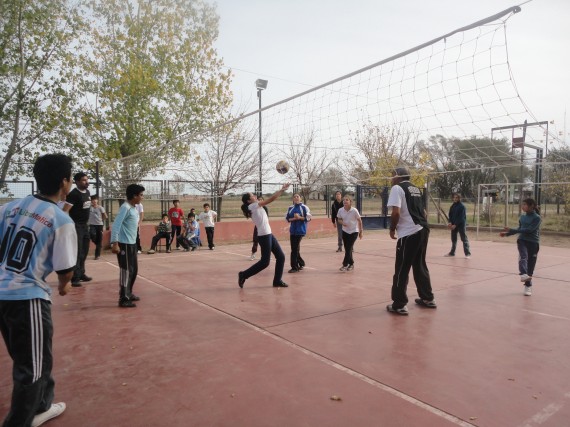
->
<box><xmin>182</xmin><ymin>118</ymin><xmax>261</xmax><ymax>219</ymax></box>
<box><xmin>284</xmin><ymin>129</ymin><xmax>337</xmax><ymax>203</ymax></box>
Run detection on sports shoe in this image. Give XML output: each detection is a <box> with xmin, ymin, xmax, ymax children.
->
<box><xmin>336</xmin><ymin>247</ymin><xmax>342</xmax><ymax>253</ymax></box>
<box><xmin>94</xmin><ymin>256</ymin><xmax>100</xmax><ymax>260</ymax></box>
<box><xmin>166</xmin><ymin>250</ymin><xmax>171</xmax><ymax>253</ymax></box>
<box><xmin>444</xmin><ymin>253</ymin><xmax>455</xmax><ymax>257</ymax></box>
<box><xmin>191</xmin><ymin>247</ymin><xmax>197</xmax><ymax>251</ymax></box>
<box><xmin>79</xmin><ymin>275</ymin><xmax>92</xmax><ymax>282</ymax></box>
<box><xmin>137</xmin><ymin>250</ymin><xmax>142</xmax><ymax>254</ymax></box>
<box><xmin>288</xmin><ymin>268</ymin><xmax>299</xmax><ymax>273</ymax></box>
<box><xmin>415</xmin><ymin>298</ymin><xmax>437</xmax><ymax>308</ymax></box>
<box><xmin>238</xmin><ymin>272</ymin><xmax>246</xmax><ymax>288</ymax></box>
<box><xmin>147</xmin><ymin>249</ymin><xmax>155</xmax><ymax>254</ymax></box>
<box><xmin>524</xmin><ymin>286</ymin><xmax>532</xmax><ymax>296</ymax></box>
<box><xmin>386</xmin><ymin>304</ymin><xmax>409</xmax><ymax>315</ymax></box>
<box><xmin>177</xmin><ymin>247</ymin><xmax>183</xmax><ymax>251</ymax></box>
<box><xmin>71</xmin><ymin>282</ymin><xmax>82</xmax><ymax>287</ymax></box>
<box><xmin>347</xmin><ymin>264</ymin><xmax>354</xmax><ymax>271</ymax></box>
<box><xmin>520</xmin><ymin>274</ymin><xmax>531</xmax><ymax>282</ymax></box>
<box><xmin>32</xmin><ymin>402</ymin><xmax>66</xmax><ymax>427</ymax></box>
<box><xmin>250</xmin><ymin>254</ymin><xmax>256</xmax><ymax>260</ymax></box>
<box><xmin>273</xmin><ymin>281</ymin><xmax>289</xmax><ymax>288</ymax></box>
<box><xmin>118</xmin><ymin>300</ymin><xmax>136</xmax><ymax>308</ymax></box>
<box><xmin>465</xmin><ymin>254</ymin><xmax>471</xmax><ymax>259</ymax></box>
<box><xmin>130</xmin><ymin>294</ymin><xmax>141</xmax><ymax>302</ymax></box>
<box><xmin>339</xmin><ymin>266</ymin><xmax>348</xmax><ymax>272</ymax></box>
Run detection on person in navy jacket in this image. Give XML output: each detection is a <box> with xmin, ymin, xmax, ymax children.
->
<box><xmin>445</xmin><ymin>193</ymin><xmax>471</xmax><ymax>258</ymax></box>
<box><xmin>286</xmin><ymin>194</ymin><xmax>312</xmax><ymax>273</ymax></box>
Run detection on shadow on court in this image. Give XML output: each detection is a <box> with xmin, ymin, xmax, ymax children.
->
<box><xmin>1</xmin><ymin>230</ymin><xmax>569</xmax><ymax>426</ymax></box>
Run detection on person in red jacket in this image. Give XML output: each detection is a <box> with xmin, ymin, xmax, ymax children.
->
<box><xmin>168</xmin><ymin>200</ymin><xmax>184</xmax><ymax>250</ymax></box>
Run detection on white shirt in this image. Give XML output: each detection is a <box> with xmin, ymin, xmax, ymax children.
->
<box><xmin>387</xmin><ymin>184</ymin><xmax>423</xmax><ymax>238</ymax></box>
<box><xmin>198</xmin><ymin>210</ymin><xmax>217</xmax><ymax>227</ymax></box>
<box><xmin>249</xmin><ymin>202</ymin><xmax>271</xmax><ymax>236</ymax></box>
<box><xmin>337</xmin><ymin>207</ymin><xmax>361</xmax><ymax>233</ymax></box>
<box><xmin>135</xmin><ymin>203</ymin><xmax>144</xmax><ymax>214</ymax></box>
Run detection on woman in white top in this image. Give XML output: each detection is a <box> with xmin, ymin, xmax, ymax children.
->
<box><xmin>238</xmin><ymin>183</ymin><xmax>290</xmax><ymax>288</ymax></box>
<box><xmin>336</xmin><ymin>195</ymin><xmax>363</xmax><ymax>271</ymax></box>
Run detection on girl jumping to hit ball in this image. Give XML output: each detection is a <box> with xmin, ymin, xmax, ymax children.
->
<box><xmin>238</xmin><ymin>183</ymin><xmax>290</xmax><ymax>288</ymax></box>
<box><xmin>500</xmin><ymin>198</ymin><xmax>541</xmax><ymax>296</ymax></box>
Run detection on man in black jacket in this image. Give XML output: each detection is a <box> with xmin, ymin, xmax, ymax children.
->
<box><xmin>66</xmin><ymin>172</ymin><xmax>92</xmax><ymax>287</ymax></box>
<box><xmin>331</xmin><ymin>191</ymin><xmax>344</xmax><ymax>252</ymax></box>
<box><xmin>445</xmin><ymin>193</ymin><xmax>471</xmax><ymax>258</ymax></box>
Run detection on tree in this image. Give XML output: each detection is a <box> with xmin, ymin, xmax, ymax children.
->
<box><xmin>182</xmin><ymin>119</ymin><xmax>261</xmax><ymax>220</ymax></box>
<box><xmin>80</xmin><ymin>0</ymin><xmax>233</xmax><ymax>184</ymax></box>
<box><xmin>543</xmin><ymin>146</ymin><xmax>570</xmax><ymax>214</ymax></box>
<box><xmin>0</xmin><ymin>0</ymin><xmax>86</xmax><ymax>185</ymax></box>
<box><xmin>284</xmin><ymin>129</ymin><xmax>336</xmax><ymax>203</ymax></box>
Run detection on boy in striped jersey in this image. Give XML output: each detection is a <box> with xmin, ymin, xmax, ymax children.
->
<box><xmin>0</xmin><ymin>154</ymin><xmax>77</xmax><ymax>426</ymax></box>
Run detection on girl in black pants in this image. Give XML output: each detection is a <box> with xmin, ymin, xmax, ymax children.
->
<box><xmin>335</xmin><ymin>195</ymin><xmax>363</xmax><ymax>271</ymax></box>
<box><xmin>238</xmin><ymin>183</ymin><xmax>290</xmax><ymax>288</ymax></box>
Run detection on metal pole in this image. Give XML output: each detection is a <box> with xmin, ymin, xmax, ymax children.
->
<box><xmin>258</xmin><ymin>89</ymin><xmax>262</xmax><ymax>197</ymax></box>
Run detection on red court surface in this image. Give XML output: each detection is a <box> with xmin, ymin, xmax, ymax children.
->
<box><xmin>1</xmin><ymin>230</ymin><xmax>569</xmax><ymax>426</ymax></box>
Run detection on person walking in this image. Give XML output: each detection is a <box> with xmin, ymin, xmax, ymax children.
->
<box><xmin>238</xmin><ymin>183</ymin><xmax>290</xmax><ymax>288</ymax></box>
<box><xmin>0</xmin><ymin>154</ymin><xmax>77</xmax><ymax>427</ymax></box>
<box><xmin>499</xmin><ymin>198</ymin><xmax>541</xmax><ymax>296</ymax></box>
<box><xmin>331</xmin><ymin>190</ymin><xmax>344</xmax><ymax>252</ymax></box>
<box><xmin>286</xmin><ymin>193</ymin><xmax>312</xmax><ymax>273</ymax></box>
<box><xmin>66</xmin><ymin>171</ymin><xmax>92</xmax><ymax>287</ymax></box>
<box><xmin>336</xmin><ymin>195</ymin><xmax>363</xmax><ymax>271</ymax></box>
<box><xmin>386</xmin><ymin>167</ymin><xmax>436</xmax><ymax>315</ymax></box>
<box><xmin>111</xmin><ymin>184</ymin><xmax>145</xmax><ymax>307</ymax></box>
<box><xmin>445</xmin><ymin>193</ymin><xmax>471</xmax><ymax>258</ymax></box>
<box><xmin>88</xmin><ymin>195</ymin><xmax>107</xmax><ymax>260</ymax></box>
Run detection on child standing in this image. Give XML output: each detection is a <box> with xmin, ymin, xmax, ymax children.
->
<box><xmin>168</xmin><ymin>200</ymin><xmax>184</xmax><ymax>250</ymax></box>
<box><xmin>286</xmin><ymin>193</ymin><xmax>312</xmax><ymax>273</ymax></box>
<box><xmin>89</xmin><ymin>195</ymin><xmax>107</xmax><ymax>260</ymax></box>
<box><xmin>336</xmin><ymin>195</ymin><xmax>363</xmax><ymax>271</ymax></box>
<box><xmin>499</xmin><ymin>198</ymin><xmax>541</xmax><ymax>296</ymax></box>
<box><xmin>148</xmin><ymin>214</ymin><xmax>172</xmax><ymax>254</ymax></box>
<box><xmin>199</xmin><ymin>203</ymin><xmax>217</xmax><ymax>250</ymax></box>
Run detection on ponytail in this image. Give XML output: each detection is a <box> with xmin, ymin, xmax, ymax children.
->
<box><xmin>241</xmin><ymin>193</ymin><xmax>252</xmax><ymax>218</ymax></box>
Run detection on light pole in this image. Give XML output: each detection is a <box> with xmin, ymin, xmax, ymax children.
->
<box><xmin>256</xmin><ymin>79</ymin><xmax>268</xmax><ymax>196</ymax></box>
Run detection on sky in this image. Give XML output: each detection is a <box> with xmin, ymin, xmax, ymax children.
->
<box><xmin>213</xmin><ymin>0</ymin><xmax>570</xmax><ymax>147</ymax></box>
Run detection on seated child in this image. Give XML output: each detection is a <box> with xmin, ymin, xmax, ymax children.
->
<box><xmin>177</xmin><ymin>213</ymin><xmax>199</xmax><ymax>251</ymax></box>
<box><xmin>148</xmin><ymin>214</ymin><xmax>172</xmax><ymax>254</ymax></box>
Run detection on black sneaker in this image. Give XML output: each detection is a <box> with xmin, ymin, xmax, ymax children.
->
<box><xmin>79</xmin><ymin>275</ymin><xmax>92</xmax><ymax>282</ymax></box>
<box><xmin>288</xmin><ymin>268</ymin><xmax>299</xmax><ymax>273</ymax></box>
<box><xmin>415</xmin><ymin>298</ymin><xmax>437</xmax><ymax>308</ymax></box>
<box><xmin>273</xmin><ymin>281</ymin><xmax>289</xmax><ymax>288</ymax></box>
<box><xmin>130</xmin><ymin>295</ymin><xmax>141</xmax><ymax>302</ymax></box>
<box><xmin>71</xmin><ymin>282</ymin><xmax>82</xmax><ymax>287</ymax></box>
<box><xmin>119</xmin><ymin>300</ymin><xmax>136</xmax><ymax>308</ymax></box>
<box><xmin>386</xmin><ymin>304</ymin><xmax>409</xmax><ymax>315</ymax></box>
<box><xmin>238</xmin><ymin>272</ymin><xmax>246</xmax><ymax>288</ymax></box>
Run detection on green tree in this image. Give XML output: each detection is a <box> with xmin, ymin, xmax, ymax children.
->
<box><xmin>80</xmin><ymin>0</ymin><xmax>232</xmax><ymax>183</ymax></box>
<box><xmin>543</xmin><ymin>146</ymin><xmax>570</xmax><ymax>214</ymax></box>
<box><xmin>0</xmin><ymin>0</ymin><xmax>85</xmax><ymax>184</ymax></box>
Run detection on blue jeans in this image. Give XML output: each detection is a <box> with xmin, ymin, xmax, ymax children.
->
<box><xmin>241</xmin><ymin>234</ymin><xmax>285</xmax><ymax>285</ymax></box>
<box><xmin>517</xmin><ymin>240</ymin><xmax>539</xmax><ymax>286</ymax></box>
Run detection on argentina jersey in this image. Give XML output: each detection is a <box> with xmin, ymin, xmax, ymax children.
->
<box><xmin>0</xmin><ymin>195</ymin><xmax>77</xmax><ymax>301</ymax></box>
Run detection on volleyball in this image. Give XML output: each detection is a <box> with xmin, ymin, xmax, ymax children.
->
<box><xmin>276</xmin><ymin>160</ymin><xmax>289</xmax><ymax>175</ymax></box>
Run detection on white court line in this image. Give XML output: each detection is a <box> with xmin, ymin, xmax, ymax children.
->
<box><xmin>133</xmin><ymin>272</ymin><xmax>475</xmax><ymax>427</ymax></box>
<box><xmin>519</xmin><ymin>392</ymin><xmax>570</xmax><ymax>426</ymax></box>
<box><xmin>520</xmin><ymin>309</ymin><xmax>570</xmax><ymax>322</ymax></box>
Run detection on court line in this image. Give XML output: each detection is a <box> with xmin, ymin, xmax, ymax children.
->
<box><xmin>519</xmin><ymin>392</ymin><xmax>570</xmax><ymax>426</ymax></box>
<box><xmin>134</xmin><ymin>271</ymin><xmax>475</xmax><ymax>427</ymax></box>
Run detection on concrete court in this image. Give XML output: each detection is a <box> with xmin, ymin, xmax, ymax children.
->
<box><xmin>1</xmin><ymin>230</ymin><xmax>569</xmax><ymax>427</ymax></box>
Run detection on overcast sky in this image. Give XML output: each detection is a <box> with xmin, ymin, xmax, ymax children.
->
<box><xmin>214</xmin><ymin>0</ymin><xmax>569</xmax><ymax>146</ymax></box>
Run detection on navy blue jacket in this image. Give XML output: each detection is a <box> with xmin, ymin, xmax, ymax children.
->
<box><xmin>506</xmin><ymin>211</ymin><xmax>541</xmax><ymax>243</ymax></box>
<box><xmin>448</xmin><ymin>201</ymin><xmax>466</xmax><ymax>227</ymax></box>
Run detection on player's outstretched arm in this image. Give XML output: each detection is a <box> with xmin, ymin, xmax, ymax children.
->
<box><xmin>259</xmin><ymin>183</ymin><xmax>290</xmax><ymax>207</ymax></box>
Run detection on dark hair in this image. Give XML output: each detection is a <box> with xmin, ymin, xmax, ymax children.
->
<box><xmin>188</xmin><ymin>213</ymin><xmax>195</xmax><ymax>219</ymax></box>
<box><xmin>393</xmin><ymin>166</ymin><xmax>410</xmax><ymax>180</ymax></box>
<box><xmin>203</xmin><ymin>203</ymin><xmax>210</xmax><ymax>208</ymax></box>
<box><xmin>33</xmin><ymin>154</ymin><xmax>72</xmax><ymax>196</ymax></box>
<box><xmin>126</xmin><ymin>184</ymin><xmax>145</xmax><ymax>200</ymax></box>
<box><xmin>162</xmin><ymin>213</ymin><xmax>169</xmax><ymax>219</ymax></box>
<box><xmin>452</xmin><ymin>193</ymin><xmax>461</xmax><ymax>199</ymax></box>
<box><xmin>90</xmin><ymin>195</ymin><xmax>99</xmax><ymax>200</ymax></box>
<box><xmin>73</xmin><ymin>172</ymin><xmax>87</xmax><ymax>182</ymax></box>
<box><xmin>173</xmin><ymin>199</ymin><xmax>180</xmax><ymax>204</ymax></box>
<box><xmin>241</xmin><ymin>193</ymin><xmax>252</xmax><ymax>218</ymax></box>
<box><xmin>522</xmin><ymin>198</ymin><xmax>540</xmax><ymax>214</ymax></box>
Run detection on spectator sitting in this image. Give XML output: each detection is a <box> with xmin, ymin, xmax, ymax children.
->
<box><xmin>147</xmin><ymin>214</ymin><xmax>172</xmax><ymax>254</ymax></box>
<box><xmin>177</xmin><ymin>213</ymin><xmax>199</xmax><ymax>251</ymax></box>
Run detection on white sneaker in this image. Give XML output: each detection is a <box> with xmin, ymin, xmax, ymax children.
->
<box><xmin>250</xmin><ymin>254</ymin><xmax>256</xmax><ymax>260</ymax></box>
<box><xmin>339</xmin><ymin>266</ymin><xmax>348</xmax><ymax>272</ymax></box>
<box><xmin>524</xmin><ymin>286</ymin><xmax>532</xmax><ymax>296</ymax></box>
<box><xmin>465</xmin><ymin>254</ymin><xmax>471</xmax><ymax>259</ymax></box>
<box><xmin>137</xmin><ymin>250</ymin><xmax>142</xmax><ymax>254</ymax></box>
<box><xmin>32</xmin><ymin>402</ymin><xmax>66</xmax><ymax>427</ymax></box>
<box><xmin>520</xmin><ymin>274</ymin><xmax>531</xmax><ymax>282</ymax></box>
